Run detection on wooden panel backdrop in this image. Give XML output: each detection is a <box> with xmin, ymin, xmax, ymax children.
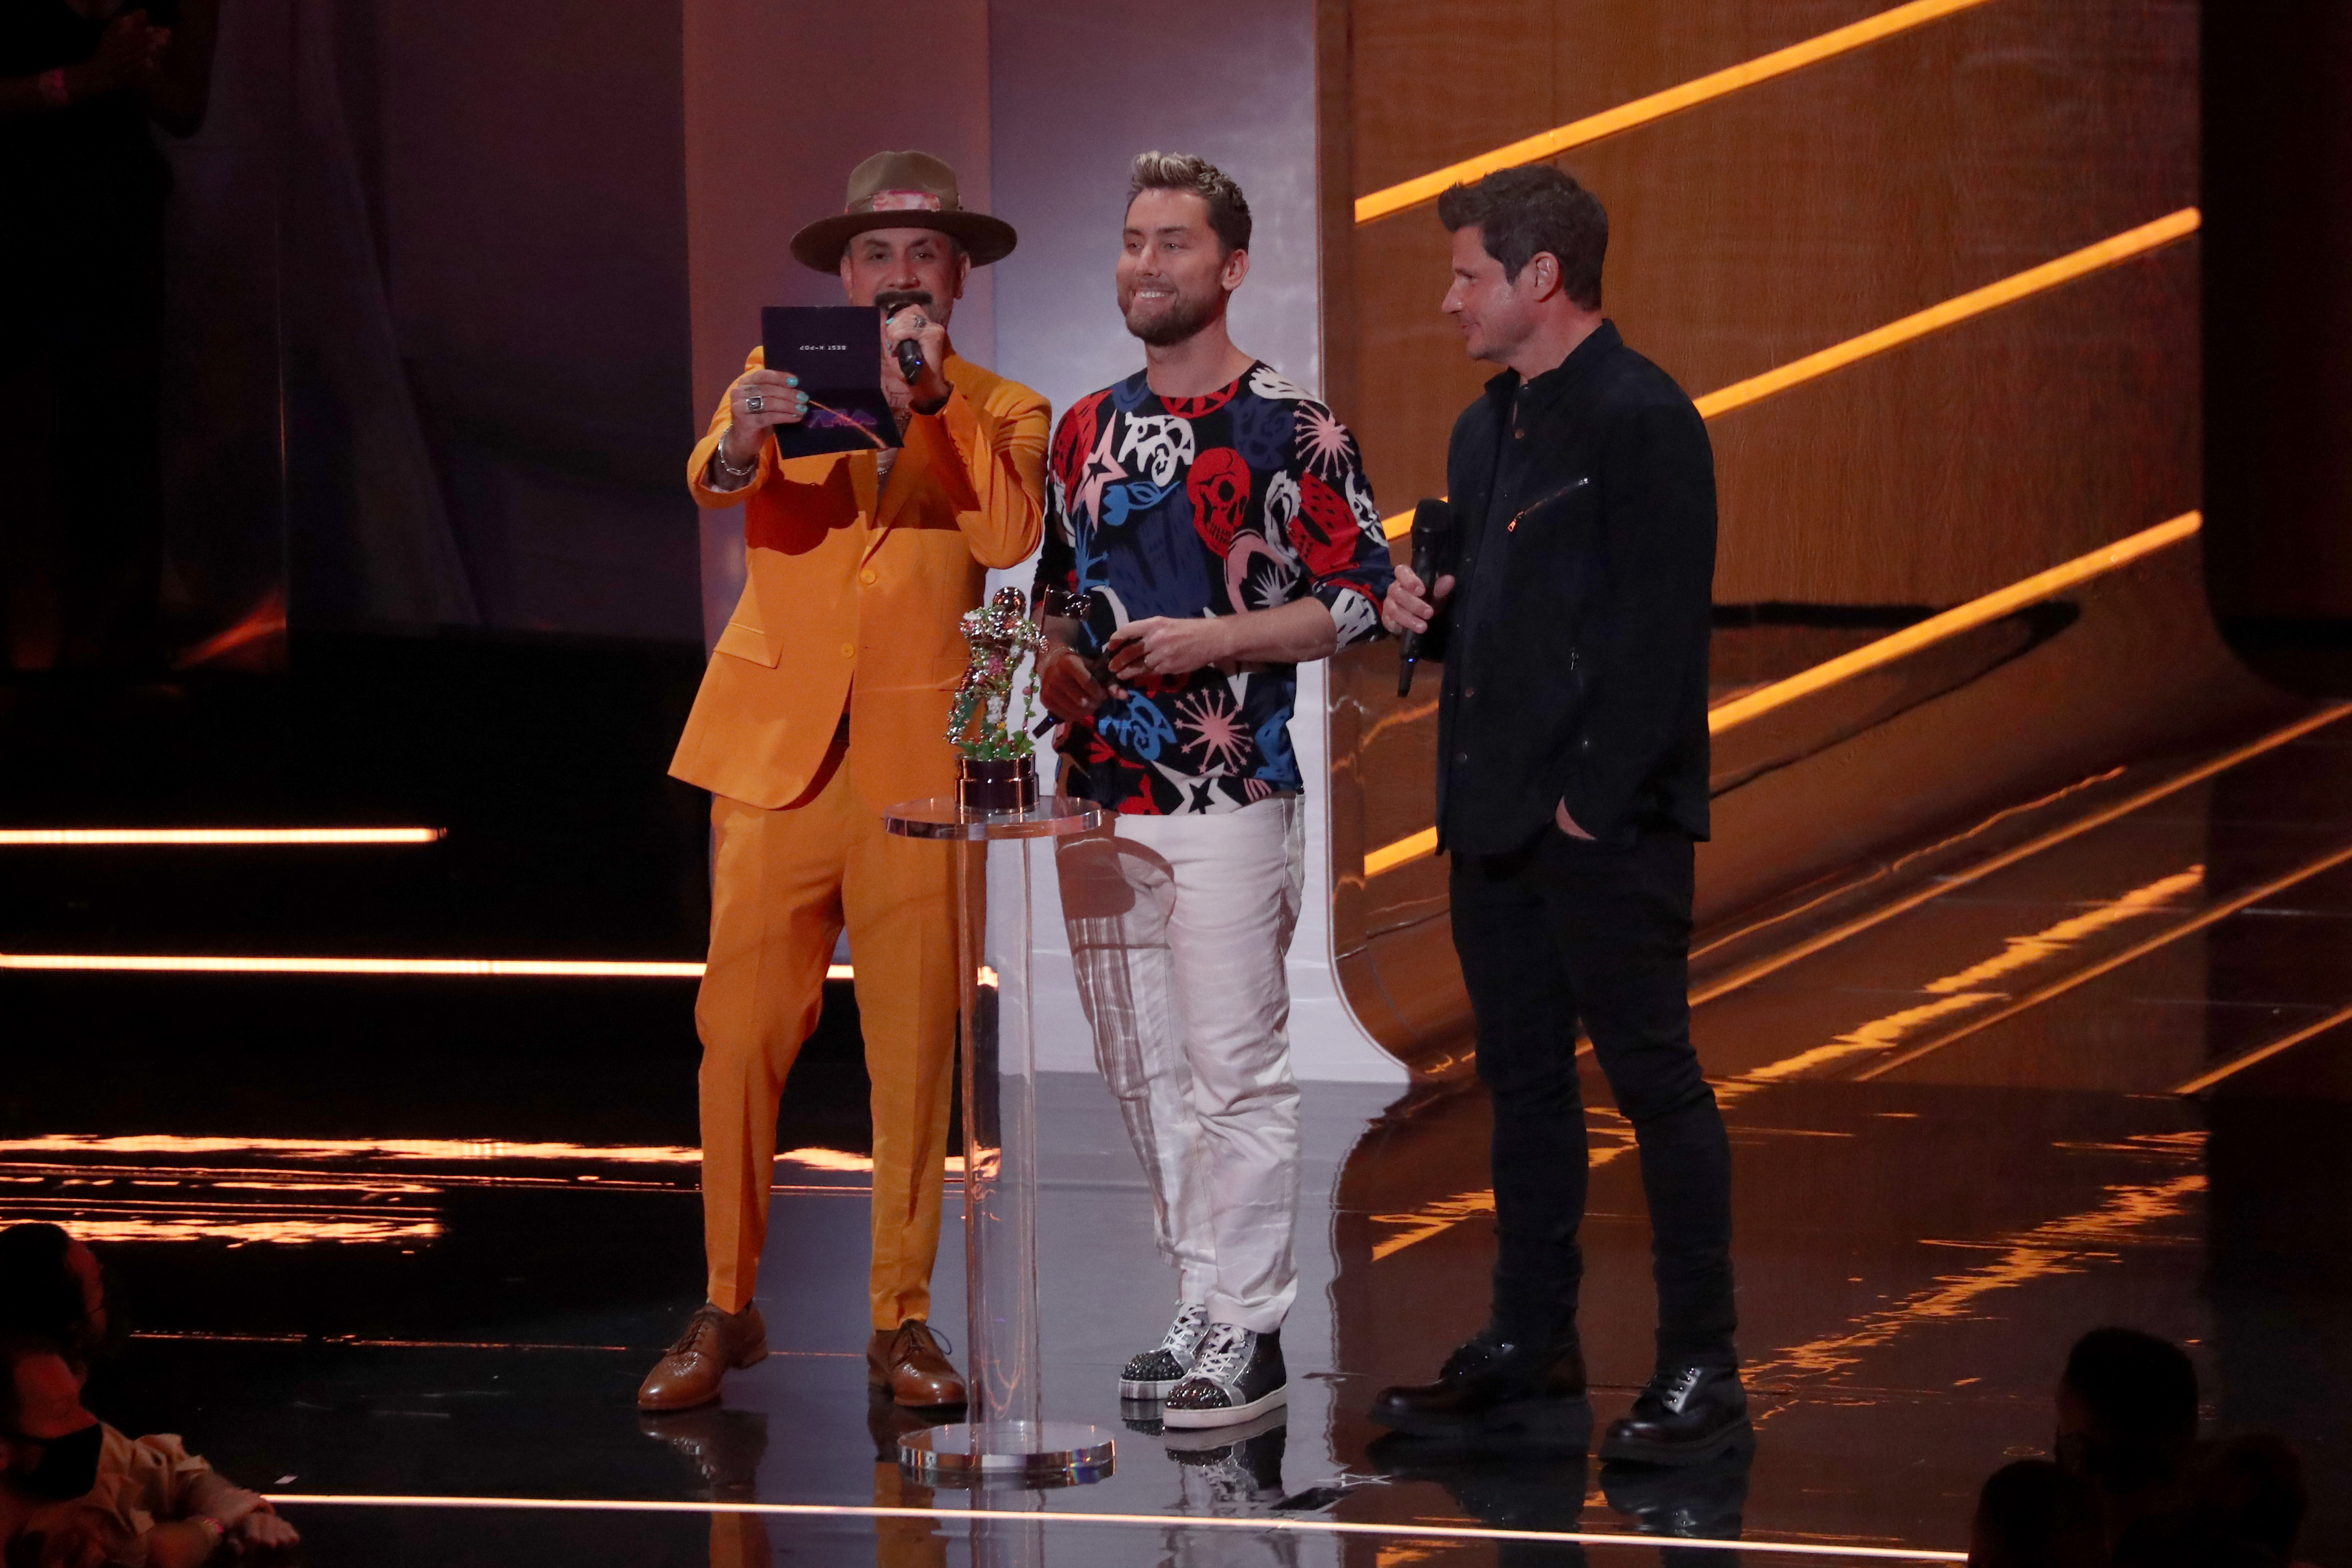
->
<box><xmin>1315</xmin><ymin>0</ymin><xmax>2206</xmax><ymax>1073</ymax></box>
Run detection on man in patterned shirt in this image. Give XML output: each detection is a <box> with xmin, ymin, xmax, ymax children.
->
<box><xmin>1034</xmin><ymin>152</ymin><xmax>1393</xmax><ymax>1430</ymax></box>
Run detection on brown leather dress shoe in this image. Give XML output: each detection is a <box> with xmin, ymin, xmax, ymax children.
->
<box><xmin>867</xmin><ymin>1320</ymin><xmax>967</xmax><ymax>1409</ymax></box>
<box><xmin>638</xmin><ymin>1302</ymin><xmax>768</xmax><ymax>1411</ymax></box>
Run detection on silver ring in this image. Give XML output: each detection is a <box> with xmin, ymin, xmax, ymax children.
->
<box><xmin>745</xmin><ymin>394</ymin><xmax>763</xmax><ymax>413</ymax></box>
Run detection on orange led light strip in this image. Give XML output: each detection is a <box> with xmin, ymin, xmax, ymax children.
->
<box><xmin>1703</xmin><ymin>511</ymin><xmax>2200</xmax><ymax>730</ymax></box>
<box><xmin>1378</xmin><ymin>209</ymin><xmax>2201</xmax><ymax>542</ymax></box>
<box><xmin>1362</xmin><ymin>512</ymin><xmax>2201</xmax><ymax>877</ymax></box>
<box><xmin>1354</xmin><ymin>0</ymin><xmax>1998</xmax><ymax>225</ymax></box>
<box><xmin>2173</xmin><ymin>999</ymin><xmax>2352</xmax><ymax>1096</ymax></box>
<box><xmin>0</xmin><ymin>955</ymin><xmax>858</xmax><ymax>980</ymax></box>
<box><xmin>1854</xmin><ymin>838</ymin><xmax>2352</xmax><ymax>1082</ymax></box>
<box><xmin>1694</xmin><ymin>209</ymin><xmax>2201</xmax><ymax>419</ymax></box>
<box><xmin>262</xmin><ymin>1494</ymin><xmax>1966</xmax><ymax>1560</ymax></box>
<box><xmin>0</xmin><ymin>827</ymin><xmax>445</xmax><ymax>846</ymax></box>
<box><xmin>1686</xmin><ymin>705</ymin><xmax>2351</xmax><ymax>1008</ymax></box>
<box><xmin>1362</xmin><ymin>828</ymin><xmax>1439</xmax><ymax>877</ymax></box>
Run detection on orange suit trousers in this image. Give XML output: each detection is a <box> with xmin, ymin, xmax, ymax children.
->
<box><xmin>697</xmin><ymin>731</ymin><xmax>960</xmax><ymax>1329</ymax></box>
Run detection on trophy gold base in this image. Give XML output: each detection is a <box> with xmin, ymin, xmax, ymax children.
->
<box><xmin>957</xmin><ymin>756</ymin><xmax>1038</xmax><ymax>815</ymax></box>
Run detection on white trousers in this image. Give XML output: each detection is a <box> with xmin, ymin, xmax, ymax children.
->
<box><xmin>1055</xmin><ymin>795</ymin><xmax>1304</xmax><ymax>1333</ymax></box>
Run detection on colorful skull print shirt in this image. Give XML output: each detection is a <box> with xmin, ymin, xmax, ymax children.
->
<box><xmin>1033</xmin><ymin>362</ymin><xmax>1395</xmax><ymax>815</ymax></box>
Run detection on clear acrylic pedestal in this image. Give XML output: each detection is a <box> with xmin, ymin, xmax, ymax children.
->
<box><xmin>882</xmin><ymin>795</ymin><xmax>1111</xmax><ymax>1489</ymax></box>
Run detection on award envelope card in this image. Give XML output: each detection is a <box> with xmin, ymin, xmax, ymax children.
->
<box><xmin>761</xmin><ymin>305</ymin><xmax>901</xmax><ymax>458</ymax></box>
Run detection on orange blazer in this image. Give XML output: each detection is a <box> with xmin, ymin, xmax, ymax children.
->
<box><xmin>671</xmin><ymin>349</ymin><xmax>1049</xmax><ymax>813</ymax></box>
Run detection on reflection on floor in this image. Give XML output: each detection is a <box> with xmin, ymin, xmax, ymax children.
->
<box><xmin>6</xmin><ymin>1058</ymin><xmax>2345</xmax><ymax>1561</ymax></box>
<box><xmin>3</xmin><ymin>652</ymin><xmax>2348</xmax><ymax>1565</ymax></box>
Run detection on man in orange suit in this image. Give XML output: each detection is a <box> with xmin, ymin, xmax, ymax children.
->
<box><xmin>639</xmin><ymin>151</ymin><xmax>1047</xmax><ymax>1413</ymax></box>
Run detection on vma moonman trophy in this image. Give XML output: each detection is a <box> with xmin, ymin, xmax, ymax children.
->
<box><xmin>948</xmin><ymin>586</ymin><xmax>1046</xmax><ymax>814</ymax></box>
<box><xmin>886</xmin><ymin>584</ymin><xmax>1109</xmax><ymax>1494</ymax></box>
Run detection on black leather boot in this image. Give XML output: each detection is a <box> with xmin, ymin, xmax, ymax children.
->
<box><xmin>1597</xmin><ymin>1364</ymin><xmax>1751</xmax><ymax>1465</ymax></box>
<box><xmin>1369</xmin><ymin>1327</ymin><xmax>1590</xmax><ymax>1440</ymax></box>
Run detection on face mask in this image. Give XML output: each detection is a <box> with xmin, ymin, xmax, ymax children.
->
<box><xmin>19</xmin><ymin>1421</ymin><xmax>101</xmax><ymax>1499</ymax></box>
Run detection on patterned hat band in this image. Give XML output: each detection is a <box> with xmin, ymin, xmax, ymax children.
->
<box><xmin>861</xmin><ymin>190</ymin><xmax>945</xmax><ymax>214</ymax></box>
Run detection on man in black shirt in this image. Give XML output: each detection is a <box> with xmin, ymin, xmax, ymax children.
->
<box><xmin>1372</xmin><ymin>166</ymin><xmax>1744</xmax><ymax>1464</ymax></box>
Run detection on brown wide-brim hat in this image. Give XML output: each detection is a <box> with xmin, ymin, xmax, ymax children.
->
<box><xmin>789</xmin><ymin>150</ymin><xmax>1018</xmax><ymax>273</ymax></box>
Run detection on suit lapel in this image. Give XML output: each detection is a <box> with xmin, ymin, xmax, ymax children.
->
<box><xmin>872</xmin><ymin>441</ymin><xmax>925</xmax><ymax>536</ymax></box>
<box><xmin>864</xmin><ymin>354</ymin><xmax>989</xmax><ymax>560</ymax></box>
<box><xmin>848</xmin><ymin>450</ymin><xmax>881</xmax><ymax>523</ymax></box>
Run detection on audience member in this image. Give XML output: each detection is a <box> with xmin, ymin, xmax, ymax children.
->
<box><xmin>2019</xmin><ymin>1326</ymin><xmax>2312</xmax><ymax>1568</ymax></box>
<box><xmin>2054</xmin><ymin>1327</ymin><xmax>2200</xmax><ymax>1532</ymax></box>
<box><xmin>1968</xmin><ymin>1460</ymin><xmax>2101</xmax><ymax>1568</ymax></box>
<box><xmin>0</xmin><ymin>1343</ymin><xmax>100</xmax><ymax>1496</ymax></box>
<box><xmin>0</xmin><ymin>1227</ymin><xmax>113</xmax><ymax>1373</ymax></box>
<box><xmin>2</xmin><ymin>1319</ymin><xmax>298</xmax><ymax>1565</ymax></box>
<box><xmin>0</xmin><ymin>1338</ymin><xmax>108</xmax><ymax>1567</ymax></box>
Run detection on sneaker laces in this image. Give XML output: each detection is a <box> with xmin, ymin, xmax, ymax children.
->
<box><xmin>1158</xmin><ymin>1304</ymin><xmax>1209</xmax><ymax>1354</ymax></box>
<box><xmin>1189</xmin><ymin>1325</ymin><xmax>1251</xmax><ymax>1385</ymax></box>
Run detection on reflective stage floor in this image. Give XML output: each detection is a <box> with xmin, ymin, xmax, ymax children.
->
<box><xmin>4</xmin><ymin>659</ymin><xmax>2349</xmax><ymax>1565</ymax></box>
<box><xmin>5</xmin><ymin>1027</ymin><xmax>2346</xmax><ymax>1564</ymax></box>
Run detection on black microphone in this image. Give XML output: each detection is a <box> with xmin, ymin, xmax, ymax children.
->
<box><xmin>1397</xmin><ymin>497</ymin><xmax>1456</xmax><ymax>697</ymax></box>
<box><xmin>874</xmin><ymin>289</ymin><xmax>935</xmax><ymax>388</ymax></box>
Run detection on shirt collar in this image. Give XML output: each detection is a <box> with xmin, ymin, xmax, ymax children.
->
<box><xmin>1140</xmin><ymin>361</ymin><xmax>1258</xmax><ymax>414</ymax></box>
<box><xmin>1482</xmin><ymin>318</ymin><xmax>1622</xmax><ymax>414</ymax></box>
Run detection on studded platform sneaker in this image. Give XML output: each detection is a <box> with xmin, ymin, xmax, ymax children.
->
<box><xmin>1119</xmin><ymin>1303</ymin><xmax>1210</xmax><ymax>1400</ymax></box>
<box><xmin>1162</xmin><ymin>1323</ymin><xmax>1287</xmax><ymax>1430</ymax></box>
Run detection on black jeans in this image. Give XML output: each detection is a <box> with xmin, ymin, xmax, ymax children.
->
<box><xmin>1450</xmin><ymin>823</ymin><xmax>1736</xmax><ymax>1369</ymax></box>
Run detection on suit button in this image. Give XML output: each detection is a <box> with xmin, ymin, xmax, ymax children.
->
<box><xmin>1464</xmin><ymin>686</ymin><xmax>1476</xmax><ymax>699</ymax></box>
<box><xmin>1580</xmin><ymin>737</ymin><xmax>1592</xmax><ymax>753</ymax></box>
<box><xmin>1456</xmin><ymin>752</ymin><xmax>1469</xmax><ymax>765</ymax></box>
<box><xmin>840</xmin><ymin>642</ymin><xmax>855</xmax><ymax>659</ymax></box>
<box><xmin>860</xmin><ymin>568</ymin><xmax>877</xmax><ymax>586</ymax></box>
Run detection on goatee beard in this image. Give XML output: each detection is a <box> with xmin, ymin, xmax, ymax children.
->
<box><xmin>1124</xmin><ymin>290</ymin><xmax>1220</xmax><ymax>348</ymax></box>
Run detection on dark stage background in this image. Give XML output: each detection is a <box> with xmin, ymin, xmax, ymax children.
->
<box><xmin>4</xmin><ymin>0</ymin><xmax>700</xmax><ymax>675</ymax></box>
<box><xmin>5</xmin><ymin>0</ymin><xmax>2352</xmax><ymax>1559</ymax></box>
